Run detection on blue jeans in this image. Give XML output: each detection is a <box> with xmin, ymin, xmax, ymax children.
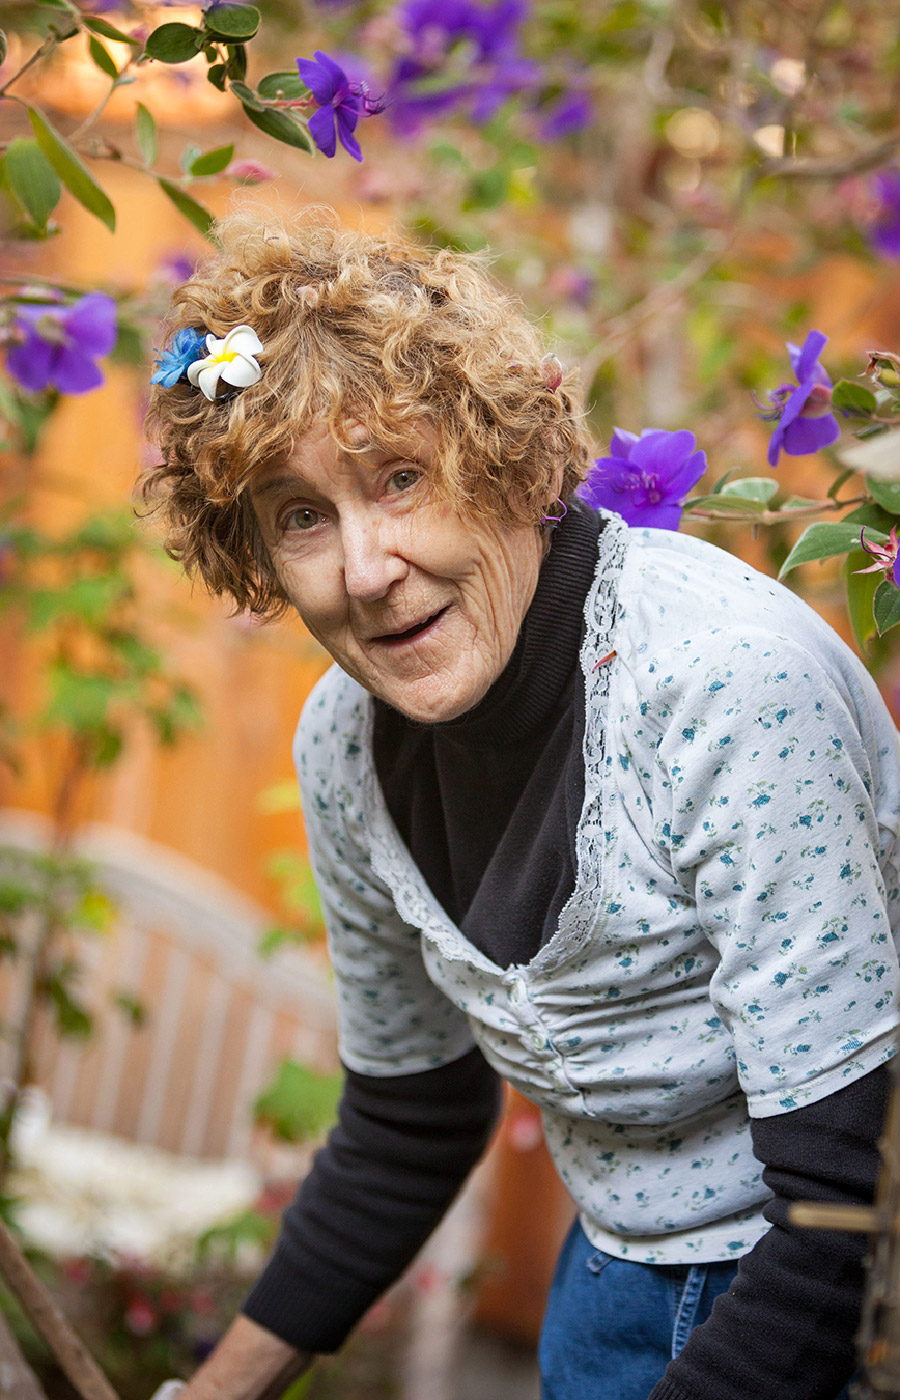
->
<box><xmin>539</xmin><ymin>1220</ymin><xmax>856</xmax><ymax>1400</ymax></box>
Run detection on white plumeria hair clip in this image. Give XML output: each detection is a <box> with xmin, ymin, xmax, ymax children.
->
<box><xmin>151</xmin><ymin>324</ymin><xmax>264</xmax><ymax>401</ymax></box>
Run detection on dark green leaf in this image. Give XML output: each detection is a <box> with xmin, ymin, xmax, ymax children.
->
<box><xmin>83</xmin><ymin>14</ymin><xmax>142</xmax><ymax>46</ymax></box>
<box><xmin>718</xmin><ymin>477</ymin><xmax>778</xmax><ymax>504</ymax></box>
<box><xmin>779</xmin><ymin>521</ymin><xmax>890</xmax><ymax>578</ymax></box>
<box><xmin>189</xmin><ymin>143</ymin><xmax>234</xmax><ymax>176</ymax></box>
<box><xmin>157</xmin><ymin>178</ymin><xmax>215</xmax><ymax>239</ymax></box>
<box><xmin>0</xmin><ymin>31</ymin><xmax>7</xmax><ymax>66</ymax></box>
<box><xmin>827</xmin><ymin>466</ymin><xmax>855</xmax><ymax>500</ymax></box>
<box><xmin>710</xmin><ymin>467</ymin><xmax>738</xmax><ymax>494</ymax></box>
<box><xmin>832</xmin><ymin>378</ymin><xmax>878</xmax><ymax>418</ymax></box>
<box><xmin>254</xmin><ymin>1059</ymin><xmax>342</xmax><ymax>1142</ymax></box>
<box><xmin>203</xmin><ymin>4</ymin><xmax>260</xmax><ymax>39</ymax></box>
<box><xmin>207</xmin><ymin>63</ymin><xmax>227</xmax><ymax>90</ymax></box>
<box><xmin>842</xmin><ymin>502</ymin><xmax>898</xmax><ymax>531</ymax></box>
<box><xmin>4</xmin><ymin>138</ymin><xmax>61</xmax><ymax>229</ymax></box>
<box><xmin>257</xmin><ymin>69</ymin><xmax>308</xmax><ymax>100</ymax></box>
<box><xmin>844</xmin><ymin>551</ymin><xmax>880</xmax><ymax>651</ymax></box>
<box><xmin>225</xmin><ymin>43</ymin><xmax>247</xmax><ymax>80</ymax></box>
<box><xmin>229</xmin><ymin>80</ymin><xmax>263</xmax><ymax>110</ymax></box>
<box><xmin>875</xmin><ymin>579</ymin><xmax>900</xmax><ymax>635</ymax></box>
<box><xmin>28</xmin><ymin>107</ymin><xmax>115</xmax><ymax>231</ymax></box>
<box><xmin>135</xmin><ymin>102</ymin><xmax>158</xmax><ymax>166</ymax></box>
<box><xmin>241</xmin><ymin>102</ymin><xmax>313</xmax><ymax>151</ymax></box>
<box><xmin>144</xmin><ymin>22</ymin><xmax>203</xmax><ymax>63</ymax></box>
<box><xmin>88</xmin><ymin>34</ymin><xmax>118</xmax><ymax>78</ymax></box>
<box><xmin>865</xmin><ymin>475</ymin><xmax>900</xmax><ymax>515</ymax></box>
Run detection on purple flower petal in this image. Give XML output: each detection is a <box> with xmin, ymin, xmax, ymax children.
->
<box><xmin>766</xmin><ymin>381</ymin><xmax>810</xmax><ymax>465</ymax></box>
<box><xmin>628</xmin><ymin>428</ymin><xmax>696</xmax><ymax>478</ymax></box>
<box><xmin>631</xmin><ymin>500</ymin><xmax>684</xmax><ymax>531</ymax></box>
<box><xmin>609</xmin><ymin>427</ymin><xmax>639</xmax><ymax>460</ymax></box>
<box><xmin>894</xmin><ymin>556</ymin><xmax>900</xmax><ymax>589</ymax></box>
<box><xmin>296</xmin><ymin>55</ymin><xmax>336</xmax><ymax>105</ymax></box>
<box><xmin>308</xmin><ymin>104</ymin><xmax>337</xmax><ymax>157</ymax></box>
<box><xmin>780</xmin><ymin>411</ymin><xmax>841</xmax><ymax>456</ymax></box>
<box><xmin>6</xmin><ymin>333</ymin><xmax>55</xmax><ymax>393</ymax></box>
<box><xmin>52</xmin><ymin>345</ymin><xmax>104</xmax><ymax>394</ymax></box>
<box><xmin>791</xmin><ymin>329</ymin><xmax>828</xmax><ymax>384</ymax></box>
<box><xmin>336</xmin><ymin>108</ymin><xmax>363</xmax><ymax>161</ymax></box>
<box><xmin>662</xmin><ymin>448</ymin><xmax>707</xmax><ymax>499</ymax></box>
<box><xmin>312</xmin><ymin>49</ymin><xmax>349</xmax><ymax>92</ymax></box>
<box><xmin>539</xmin><ymin>91</ymin><xmax>593</xmax><ymax>141</ymax></box>
<box><xmin>65</xmin><ymin>292</ymin><xmax>118</xmax><ymax>358</ymax></box>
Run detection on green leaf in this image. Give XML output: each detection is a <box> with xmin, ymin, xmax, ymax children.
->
<box><xmin>144</xmin><ymin>22</ymin><xmax>203</xmax><ymax>63</ymax></box>
<box><xmin>254</xmin><ymin>1059</ymin><xmax>342</xmax><ymax>1142</ymax></box>
<box><xmin>718</xmin><ymin>477</ymin><xmax>779</xmax><ymax>504</ymax></box>
<box><xmin>189</xmin><ymin>143</ymin><xmax>234</xmax><ymax>176</ymax></box>
<box><xmin>225</xmin><ymin>44</ymin><xmax>247</xmax><ymax>81</ymax></box>
<box><xmin>874</xmin><ymin>579</ymin><xmax>900</xmax><ymax>635</ymax></box>
<box><xmin>240</xmin><ymin>102</ymin><xmax>313</xmax><ymax>151</ymax></box>
<box><xmin>113</xmin><ymin>990</ymin><xmax>146</xmax><ymax>1026</ymax></box>
<box><xmin>4</xmin><ymin>138</ymin><xmax>61</xmax><ymax>229</ymax></box>
<box><xmin>831</xmin><ymin>378</ymin><xmax>878</xmax><ymax>417</ymax></box>
<box><xmin>257</xmin><ymin>69</ymin><xmax>309</xmax><ymax>100</ymax></box>
<box><xmin>179</xmin><ymin>142</ymin><xmax>203</xmax><ymax>175</ymax></box>
<box><xmin>83</xmin><ymin>15</ymin><xmax>141</xmax><ymax>46</ymax></box>
<box><xmin>710</xmin><ymin>468</ymin><xmax>738</xmax><ymax>494</ymax></box>
<box><xmin>207</xmin><ymin>62</ymin><xmax>227</xmax><ymax>90</ymax></box>
<box><xmin>844</xmin><ymin>551</ymin><xmax>880</xmax><ymax>651</ymax></box>
<box><xmin>27</xmin><ymin>107</ymin><xmax>115</xmax><ymax>231</ymax></box>
<box><xmin>0</xmin><ymin>31</ymin><xmax>7</xmax><ymax>67</ymax></box>
<box><xmin>202</xmin><ymin>4</ymin><xmax>260</xmax><ymax>40</ymax></box>
<box><xmin>779</xmin><ymin>521</ymin><xmax>890</xmax><ymax>578</ymax></box>
<box><xmin>88</xmin><ymin>34</ymin><xmax>118</xmax><ymax>79</ymax></box>
<box><xmin>683</xmin><ymin>492</ymin><xmax>768</xmax><ymax>516</ymax></box>
<box><xmin>135</xmin><ymin>102</ymin><xmax>157</xmax><ymax>167</ymax></box>
<box><xmin>865</xmin><ymin>475</ymin><xmax>900</xmax><ymax>515</ymax></box>
<box><xmin>157</xmin><ymin>178</ymin><xmax>215</xmax><ymax>239</ymax></box>
<box><xmin>229</xmin><ymin>79</ymin><xmax>262</xmax><ymax>110</ymax></box>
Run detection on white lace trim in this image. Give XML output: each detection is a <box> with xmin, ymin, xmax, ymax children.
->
<box><xmin>363</xmin><ymin>509</ymin><xmax>630</xmax><ymax>977</ymax></box>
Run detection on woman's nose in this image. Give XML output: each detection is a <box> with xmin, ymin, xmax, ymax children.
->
<box><xmin>339</xmin><ymin>514</ymin><xmax>408</xmax><ymax>601</ymax></box>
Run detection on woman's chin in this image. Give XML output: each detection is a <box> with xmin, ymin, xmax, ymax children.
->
<box><xmin>372</xmin><ymin>669</ymin><xmax>490</xmax><ymax>724</ymax></box>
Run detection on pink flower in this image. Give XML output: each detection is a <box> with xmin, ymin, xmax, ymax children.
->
<box><xmin>226</xmin><ymin>159</ymin><xmax>277</xmax><ymax>185</ymax></box>
<box><xmin>855</xmin><ymin>526</ymin><xmax>900</xmax><ymax>588</ymax></box>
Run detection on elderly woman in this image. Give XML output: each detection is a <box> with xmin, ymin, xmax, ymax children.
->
<box><xmin>145</xmin><ymin>210</ymin><xmax>899</xmax><ymax>1400</ymax></box>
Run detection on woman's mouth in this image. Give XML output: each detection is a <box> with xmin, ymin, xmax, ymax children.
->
<box><xmin>375</xmin><ymin>606</ymin><xmax>449</xmax><ymax>647</ymax></box>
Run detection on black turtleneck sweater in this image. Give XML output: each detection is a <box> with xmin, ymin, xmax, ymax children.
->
<box><xmin>243</xmin><ymin>501</ymin><xmax>887</xmax><ymax>1400</ymax></box>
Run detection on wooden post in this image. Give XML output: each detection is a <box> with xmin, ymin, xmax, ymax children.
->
<box><xmin>0</xmin><ymin>1219</ymin><xmax>120</xmax><ymax>1400</ymax></box>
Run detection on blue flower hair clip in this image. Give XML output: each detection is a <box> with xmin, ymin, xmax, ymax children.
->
<box><xmin>151</xmin><ymin>328</ymin><xmax>207</xmax><ymax>388</ymax></box>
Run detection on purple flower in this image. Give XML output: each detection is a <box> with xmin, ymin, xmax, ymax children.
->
<box><xmin>538</xmin><ymin>90</ymin><xmax>593</xmax><ymax>141</ymax></box>
<box><xmin>5</xmin><ymin>292</ymin><xmax>117</xmax><ymax>395</ymax></box>
<box><xmin>151</xmin><ymin>327</ymin><xmax>207</xmax><ymax>388</ymax></box>
<box><xmin>387</xmin><ymin>0</ymin><xmax>534</xmax><ymax>135</ymax></box>
<box><xmin>868</xmin><ymin>170</ymin><xmax>900</xmax><ymax>259</ymax></box>
<box><xmin>759</xmin><ymin>329</ymin><xmax>841</xmax><ymax>468</ymax></box>
<box><xmin>296</xmin><ymin>51</ymin><xmax>371</xmax><ymax>161</ymax></box>
<box><xmin>577</xmin><ymin>428</ymin><xmax>707</xmax><ymax>530</ymax></box>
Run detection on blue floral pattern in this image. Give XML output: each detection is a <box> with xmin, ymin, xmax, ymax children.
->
<box><xmin>295</xmin><ymin>516</ymin><xmax>900</xmax><ymax>1265</ymax></box>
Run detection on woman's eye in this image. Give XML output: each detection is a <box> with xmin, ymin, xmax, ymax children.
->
<box><xmin>284</xmin><ymin>507</ymin><xmax>322</xmax><ymax>532</ymax></box>
<box><xmin>387</xmin><ymin>467</ymin><xmax>419</xmax><ymax>494</ymax></box>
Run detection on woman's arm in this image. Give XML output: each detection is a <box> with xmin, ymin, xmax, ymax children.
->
<box><xmin>241</xmin><ymin>1046</ymin><xmax>502</xmax><ymax>1349</ymax></box>
<box><xmin>648</xmin><ymin>1061</ymin><xmax>889</xmax><ymax>1400</ymax></box>
<box><xmin>171</xmin><ymin>1317</ymin><xmax>312</xmax><ymax>1400</ymax></box>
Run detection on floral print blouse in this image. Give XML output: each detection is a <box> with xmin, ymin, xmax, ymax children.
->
<box><xmin>295</xmin><ymin>513</ymin><xmax>900</xmax><ymax>1263</ymax></box>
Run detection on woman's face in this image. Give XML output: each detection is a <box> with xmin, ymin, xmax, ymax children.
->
<box><xmin>250</xmin><ymin>422</ymin><xmax>546</xmax><ymax>723</ymax></box>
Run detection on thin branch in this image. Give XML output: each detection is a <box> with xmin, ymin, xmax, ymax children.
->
<box><xmin>0</xmin><ymin>34</ymin><xmax>59</xmax><ymax>97</ymax></box>
<box><xmin>755</xmin><ymin>129</ymin><xmax>900</xmax><ymax>182</ymax></box>
<box><xmin>687</xmin><ymin>494</ymin><xmax>868</xmax><ymax>525</ymax></box>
